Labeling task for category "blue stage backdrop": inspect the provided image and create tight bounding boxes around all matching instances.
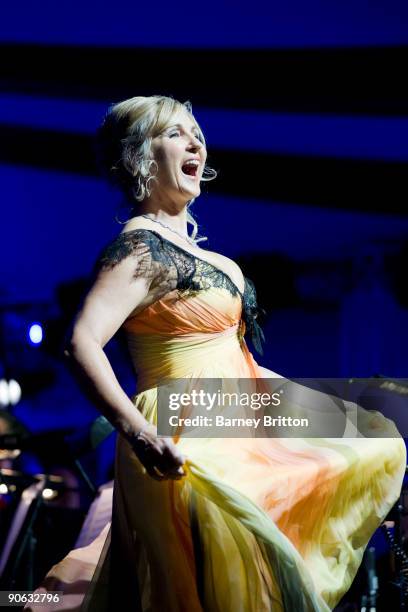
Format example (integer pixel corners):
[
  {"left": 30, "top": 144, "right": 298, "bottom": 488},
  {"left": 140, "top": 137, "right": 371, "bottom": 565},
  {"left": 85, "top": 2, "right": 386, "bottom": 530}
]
[{"left": 0, "top": 1, "right": 407, "bottom": 483}]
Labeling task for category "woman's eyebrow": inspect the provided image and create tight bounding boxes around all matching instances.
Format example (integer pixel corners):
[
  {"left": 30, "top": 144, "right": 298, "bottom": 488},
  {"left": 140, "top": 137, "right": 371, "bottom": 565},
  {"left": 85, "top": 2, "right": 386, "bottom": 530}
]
[{"left": 169, "top": 123, "right": 200, "bottom": 133}]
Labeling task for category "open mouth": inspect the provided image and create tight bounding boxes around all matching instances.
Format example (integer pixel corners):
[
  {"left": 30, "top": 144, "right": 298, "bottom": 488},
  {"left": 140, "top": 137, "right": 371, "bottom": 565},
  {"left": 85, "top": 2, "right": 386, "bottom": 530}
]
[{"left": 181, "top": 162, "right": 199, "bottom": 178}]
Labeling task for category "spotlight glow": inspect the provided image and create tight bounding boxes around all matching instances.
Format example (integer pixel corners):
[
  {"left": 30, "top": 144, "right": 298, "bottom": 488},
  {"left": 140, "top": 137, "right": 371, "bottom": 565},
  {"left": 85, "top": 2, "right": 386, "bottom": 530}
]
[
  {"left": 42, "top": 488, "right": 57, "bottom": 500},
  {"left": 29, "top": 324, "right": 43, "bottom": 344},
  {"left": 8, "top": 379, "right": 21, "bottom": 405},
  {"left": 0, "top": 379, "right": 22, "bottom": 407},
  {"left": 0, "top": 380, "right": 8, "bottom": 406}
]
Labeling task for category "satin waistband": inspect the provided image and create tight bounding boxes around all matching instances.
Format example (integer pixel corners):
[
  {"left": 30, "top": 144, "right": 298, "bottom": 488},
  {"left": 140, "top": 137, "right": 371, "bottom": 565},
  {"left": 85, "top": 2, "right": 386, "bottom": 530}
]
[{"left": 126, "top": 322, "right": 244, "bottom": 392}]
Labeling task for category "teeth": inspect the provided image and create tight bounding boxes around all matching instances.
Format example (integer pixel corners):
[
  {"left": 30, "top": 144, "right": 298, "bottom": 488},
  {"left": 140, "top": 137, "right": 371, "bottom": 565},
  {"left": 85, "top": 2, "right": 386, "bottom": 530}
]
[{"left": 183, "top": 160, "right": 199, "bottom": 167}]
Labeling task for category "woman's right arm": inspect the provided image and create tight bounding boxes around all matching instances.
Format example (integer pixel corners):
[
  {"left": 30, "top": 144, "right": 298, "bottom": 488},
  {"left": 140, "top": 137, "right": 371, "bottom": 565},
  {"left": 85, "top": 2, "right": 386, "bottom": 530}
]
[{"left": 63, "top": 241, "right": 186, "bottom": 481}]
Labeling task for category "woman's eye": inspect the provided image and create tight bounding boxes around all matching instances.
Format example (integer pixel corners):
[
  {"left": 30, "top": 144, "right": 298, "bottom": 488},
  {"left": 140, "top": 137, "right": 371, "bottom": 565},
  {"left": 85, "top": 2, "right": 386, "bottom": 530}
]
[{"left": 167, "top": 130, "right": 203, "bottom": 144}]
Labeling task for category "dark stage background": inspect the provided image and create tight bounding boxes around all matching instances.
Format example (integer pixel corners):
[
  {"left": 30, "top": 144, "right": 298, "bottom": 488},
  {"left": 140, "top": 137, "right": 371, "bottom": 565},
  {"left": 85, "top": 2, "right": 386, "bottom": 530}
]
[{"left": 0, "top": 3, "right": 407, "bottom": 608}]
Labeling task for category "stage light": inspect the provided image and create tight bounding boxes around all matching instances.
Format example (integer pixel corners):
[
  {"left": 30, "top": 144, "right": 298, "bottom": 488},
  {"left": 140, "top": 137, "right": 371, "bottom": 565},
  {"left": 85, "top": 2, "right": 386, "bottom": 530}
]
[
  {"left": 28, "top": 323, "right": 43, "bottom": 345},
  {"left": 8, "top": 380, "right": 21, "bottom": 405},
  {"left": 0, "top": 380, "right": 8, "bottom": 407},
  {"left": 0, "top": 483, "right": 8, "bottom": 494},
  {"left": 0, "top": 379, "right": 22, "bottom": 407},
  {"left": 42, "top": 488, "right": 58, "bottom": 500}
]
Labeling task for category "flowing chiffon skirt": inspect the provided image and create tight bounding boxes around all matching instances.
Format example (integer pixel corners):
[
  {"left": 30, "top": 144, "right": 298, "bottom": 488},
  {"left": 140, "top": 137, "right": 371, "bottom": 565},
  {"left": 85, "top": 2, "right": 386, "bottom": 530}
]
[{"left": 25, "top": 287, "right": 407, "bottom": 612}]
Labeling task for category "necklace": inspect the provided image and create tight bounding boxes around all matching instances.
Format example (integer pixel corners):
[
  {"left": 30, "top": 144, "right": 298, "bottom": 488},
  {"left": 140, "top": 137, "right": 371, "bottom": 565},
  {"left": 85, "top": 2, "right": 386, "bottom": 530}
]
[{"left": 141, "top": 214, "right": 201, "bottom": 248}]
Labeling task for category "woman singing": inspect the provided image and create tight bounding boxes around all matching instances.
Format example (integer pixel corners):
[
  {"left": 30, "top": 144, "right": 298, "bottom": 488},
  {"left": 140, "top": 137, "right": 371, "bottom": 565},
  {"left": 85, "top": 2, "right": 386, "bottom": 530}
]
[{"left": 26, "top": 95, "right": 406, "bottom": 612}]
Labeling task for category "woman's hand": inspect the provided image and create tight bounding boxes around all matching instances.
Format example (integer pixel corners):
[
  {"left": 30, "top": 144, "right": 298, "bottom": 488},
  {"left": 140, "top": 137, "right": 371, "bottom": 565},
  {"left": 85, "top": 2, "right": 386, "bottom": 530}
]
[{"left": 129, "top": 424, "right": 187, "bottom": 482}]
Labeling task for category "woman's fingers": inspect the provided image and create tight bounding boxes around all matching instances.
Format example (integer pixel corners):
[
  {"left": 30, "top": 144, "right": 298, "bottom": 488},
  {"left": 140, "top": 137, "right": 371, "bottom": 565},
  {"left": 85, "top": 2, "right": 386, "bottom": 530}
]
[
  {"left": 155, "top": 443, "right": 184, "bottom": 470},
  {"left": 154, "top": 457, "right": 184, "bottom": 478},
  {"left": 148, "top": 460, "right": 186, "bottom": 481},
  {"left": 166, "top": 465, "right": 186, "bottom": 478},
  {"left": 145, "top": 465, "right": 166, "bottom": 481},
  {"left": 145, "top": 464, "right": 184, "bottom": 481},
  {"left": 133, "top": 434, "right": 187, "bottom": 481}
]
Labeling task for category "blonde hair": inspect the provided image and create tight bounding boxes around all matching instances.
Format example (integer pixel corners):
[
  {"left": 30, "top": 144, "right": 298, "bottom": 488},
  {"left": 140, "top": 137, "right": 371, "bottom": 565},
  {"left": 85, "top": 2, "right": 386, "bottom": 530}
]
[{"left": 95, "top": 95, "right": 217, "bottom": 243}]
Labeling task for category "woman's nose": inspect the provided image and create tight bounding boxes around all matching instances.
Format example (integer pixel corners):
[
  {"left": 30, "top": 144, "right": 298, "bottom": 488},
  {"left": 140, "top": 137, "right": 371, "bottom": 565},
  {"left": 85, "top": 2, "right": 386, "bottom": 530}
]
[
  {"left": 188, "top": 134, "right": 203, "bottom": 150},
  {"left": 187, "top": 143, "right": 204, "bottom": 160}
]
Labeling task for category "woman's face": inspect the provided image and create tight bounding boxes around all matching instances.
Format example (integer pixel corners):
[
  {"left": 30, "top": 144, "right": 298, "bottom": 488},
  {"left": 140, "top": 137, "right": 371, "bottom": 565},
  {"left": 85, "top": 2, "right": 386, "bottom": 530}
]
[{"left": 149, "top": 108, "right": 207, "bottom": 206}]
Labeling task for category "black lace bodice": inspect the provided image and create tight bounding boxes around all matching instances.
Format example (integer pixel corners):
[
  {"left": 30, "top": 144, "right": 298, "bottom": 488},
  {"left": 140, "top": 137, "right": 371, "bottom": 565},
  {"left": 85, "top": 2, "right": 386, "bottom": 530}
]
[{"left": 95, "top": 228, "right": 266, "bottom": 355}]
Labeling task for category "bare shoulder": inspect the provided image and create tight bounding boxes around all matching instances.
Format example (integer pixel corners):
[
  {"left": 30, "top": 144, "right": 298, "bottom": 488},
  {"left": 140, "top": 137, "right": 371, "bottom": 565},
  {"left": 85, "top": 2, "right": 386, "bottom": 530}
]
[{"left": 119, "top": 217, "right": 152, "bottom": 236}]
